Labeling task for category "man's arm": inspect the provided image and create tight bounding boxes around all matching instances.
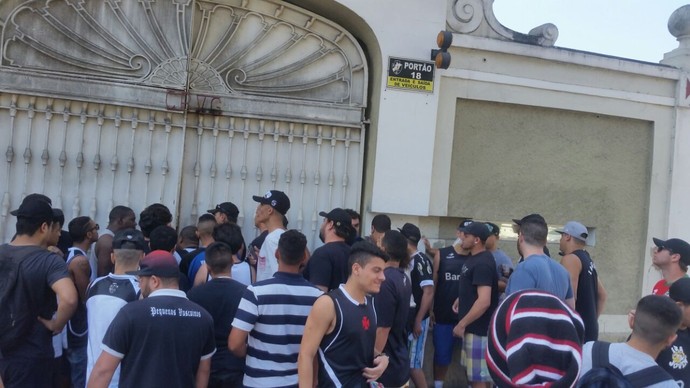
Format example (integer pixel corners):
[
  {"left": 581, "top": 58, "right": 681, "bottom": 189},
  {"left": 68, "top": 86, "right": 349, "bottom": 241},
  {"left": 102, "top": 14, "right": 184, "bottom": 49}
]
[
  {"left": 95, "top": 235, "right": 114, "bottom": 277},
  {"left": 193, "top": 264, "right": 208, "bottom": 287},
  {"left": 69, "top": 256, "right": 92, "bottom": 301},
  {"left": 86, "top": 351, "right": 121, "bottom": 388},
  {"left": 596, "top": 278, "right": 607, "bottom": 317},
  {"left": 195, "top": 358, "right": 211, "bottom": 388},
  {"left": 38, "top": 277, "right": 77, "bottom": 333},
  {"left": 560, "top": 254, "right": 582, "bottom": 299},
  {"left": 413, "top": 285, "right": 434, "bottom": 338},
  {"left": 228, "top": 328, "right": 249, "bottom": 357},
  {"left": 375, "top": 327, "right": 391, "bottom": 354},
  {"left": 298, "top": 296, "right": 335, "bottom": 388},
  {"left": 453, "top": 285, "right": 491, "bottom": 338}
]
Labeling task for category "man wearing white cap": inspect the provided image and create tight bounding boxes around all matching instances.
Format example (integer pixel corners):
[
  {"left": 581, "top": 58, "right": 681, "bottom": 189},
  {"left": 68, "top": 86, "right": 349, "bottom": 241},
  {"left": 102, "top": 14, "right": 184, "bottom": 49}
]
[{"left": 558, "top": 221, "right": 607, "bottom": 342}]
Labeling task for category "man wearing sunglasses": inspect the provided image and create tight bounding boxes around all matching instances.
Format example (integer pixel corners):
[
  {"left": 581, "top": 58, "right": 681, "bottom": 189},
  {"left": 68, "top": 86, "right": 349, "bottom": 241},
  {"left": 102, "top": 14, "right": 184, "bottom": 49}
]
[{"left": 652, "top": 237, "right": 690, "bottom": 296}]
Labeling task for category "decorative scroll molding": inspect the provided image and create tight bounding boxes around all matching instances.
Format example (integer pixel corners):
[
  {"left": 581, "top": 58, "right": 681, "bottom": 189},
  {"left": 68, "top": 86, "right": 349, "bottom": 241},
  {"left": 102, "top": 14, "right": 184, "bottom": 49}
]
[
  {"left": 446, "top": 0, "right": 559, "bottom": 47},
  {"left": 0, "top": 0, "right": 367, "bottom": 110}
]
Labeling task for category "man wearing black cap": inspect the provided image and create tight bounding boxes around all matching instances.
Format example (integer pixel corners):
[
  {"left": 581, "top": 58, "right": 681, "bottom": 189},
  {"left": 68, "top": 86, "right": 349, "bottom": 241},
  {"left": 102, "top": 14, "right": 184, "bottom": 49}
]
[
  {"left": 253, "top": 190, "right": 290, "bottom": 282},
  {"left": 651, "top": 237, "right": 690, "bottom": 296},
  {"left": 451, "top": 222, "right": 498, "bottom": 388},
  {"left": 208, "top": 202, "right": 240, "bottom": 225},
  {"left": 85, "top": 229, "right": 146, "bottom": 388},
  {"left": 0, "top": 196, "right": 78, "bottom": 388},
  {"left": 303, "top": 207, "right": 353, "bottom": 292},
  {"left": 657, "top": 277, "right": 690, "bottom": 385},
  {"left": 88, "top": 250, "right": 215, "bottom": 388},
  {"left": 506, "top": 214, "right": 574, "bottom": 308}
]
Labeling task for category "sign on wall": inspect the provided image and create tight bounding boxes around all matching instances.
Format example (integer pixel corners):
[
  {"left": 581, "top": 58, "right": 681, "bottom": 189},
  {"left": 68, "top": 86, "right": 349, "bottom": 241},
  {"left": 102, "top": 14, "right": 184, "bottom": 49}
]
[{"left": 386, "top": 57, "right": 435, "bottom": 93}]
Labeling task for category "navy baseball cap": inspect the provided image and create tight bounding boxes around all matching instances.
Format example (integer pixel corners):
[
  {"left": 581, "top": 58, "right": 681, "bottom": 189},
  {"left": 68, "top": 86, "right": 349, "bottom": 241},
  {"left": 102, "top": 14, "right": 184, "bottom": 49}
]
[{"left": 253, "top": 190, "right": 290, "bottom": 215}]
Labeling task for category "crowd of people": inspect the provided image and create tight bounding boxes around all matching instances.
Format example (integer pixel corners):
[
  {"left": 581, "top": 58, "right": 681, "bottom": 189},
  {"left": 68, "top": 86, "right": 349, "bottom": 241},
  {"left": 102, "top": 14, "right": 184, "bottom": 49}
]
[{"left": 0, "top": 191, "right": 689, "bottom": 387}]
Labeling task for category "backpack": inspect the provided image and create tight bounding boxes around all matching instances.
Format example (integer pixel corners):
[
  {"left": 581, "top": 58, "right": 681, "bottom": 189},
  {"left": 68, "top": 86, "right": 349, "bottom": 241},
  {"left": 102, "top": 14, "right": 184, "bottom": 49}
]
[
  {"left": 577, "top": 341, "right": 672, "bottom": 388},
  {"left": 0, "top": 244, "right": 52, "bottom": 353}
]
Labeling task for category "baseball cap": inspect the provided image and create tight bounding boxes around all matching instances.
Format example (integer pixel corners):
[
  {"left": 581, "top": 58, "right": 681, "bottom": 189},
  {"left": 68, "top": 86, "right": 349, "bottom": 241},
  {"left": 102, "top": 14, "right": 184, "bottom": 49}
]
[
  {"left": 555, "top": 221, "right": 588, "bottom": 242},
  {"left": 653, "top": 237, "right": 690, "bottom": 266},
  {"left": 487, "top": 290, "right": 584, "bottom": 387},
  {"left": 10, "top": 196, "right": 54, "bottom": 220},
  {"left": 252, "top": 190, "right": 290, "bottom": 215},
  {"left": 670, "top": 277, "right": 690, "bottom": 304},
  {"left": 485, "top": 222, "right": 500, "bottom": 236},
  {"left": 457, "top": 219, "right": 473, "bottom": 230},
  {"left": 512, "top": 213, "right": 547, "bottom": 226},
  {"left": 319, "top": 208, "right": 352, "bottom": 228},
  {"left": 398, "top": 223, "right": 421, "bottom": 244},
  {"left": 461, "top": 222, "right": 490, "bottom": 242},
  {"left": 127, "top": 250, "right": 179, "bottom": 277},
  {"left": 208, "top": 202, "right": 239, "bottom": 218},
  {"left": 113, "top": 229, "right": 147, "bottom": 251}
]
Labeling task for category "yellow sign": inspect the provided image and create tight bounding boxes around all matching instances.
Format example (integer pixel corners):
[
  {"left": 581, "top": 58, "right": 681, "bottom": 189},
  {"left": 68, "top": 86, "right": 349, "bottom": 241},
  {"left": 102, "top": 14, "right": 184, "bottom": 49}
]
[{"left": 386, "top": 76, "right": 433, "bottom": 92}]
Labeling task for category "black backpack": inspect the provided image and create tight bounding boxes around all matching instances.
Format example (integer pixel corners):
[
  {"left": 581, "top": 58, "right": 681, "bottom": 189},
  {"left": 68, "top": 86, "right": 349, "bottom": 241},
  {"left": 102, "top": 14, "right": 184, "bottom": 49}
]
[
  {"left": 0, "top": 244, "right": 51, "bottom": 353},
  {"left": 577, "top": 341, "right": 672, "bottom": 388}
]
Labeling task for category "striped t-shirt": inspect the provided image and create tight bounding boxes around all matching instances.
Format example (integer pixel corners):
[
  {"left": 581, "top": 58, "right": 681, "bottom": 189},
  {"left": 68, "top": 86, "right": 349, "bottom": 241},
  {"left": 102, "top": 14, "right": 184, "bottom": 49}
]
[{"left": 232, "top": 271, "right": 322, "bottom": 387}]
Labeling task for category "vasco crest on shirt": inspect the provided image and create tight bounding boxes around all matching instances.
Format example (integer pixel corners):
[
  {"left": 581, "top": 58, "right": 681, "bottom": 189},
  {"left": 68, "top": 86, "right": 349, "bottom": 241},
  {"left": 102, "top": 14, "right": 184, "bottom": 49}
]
[{"left": 669, "top": 345, "right": 688, "bottom": 369}]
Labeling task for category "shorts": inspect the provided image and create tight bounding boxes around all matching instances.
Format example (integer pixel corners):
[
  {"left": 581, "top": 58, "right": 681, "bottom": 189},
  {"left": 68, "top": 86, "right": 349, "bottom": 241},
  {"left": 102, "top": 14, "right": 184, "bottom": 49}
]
[
  {"left": 461, "top": 333, "right": 491, "bottom": 382},
  {"left": 408, "top": 316, "right": 429, "bottom": 369},
  {"left": 433, "top": 323, "right": 462, "bottom": 366}
]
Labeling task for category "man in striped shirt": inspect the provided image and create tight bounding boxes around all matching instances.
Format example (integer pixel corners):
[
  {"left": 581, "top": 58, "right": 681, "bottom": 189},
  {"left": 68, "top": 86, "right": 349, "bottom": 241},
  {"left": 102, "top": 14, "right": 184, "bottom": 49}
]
[{"left": 229, "top": 230, "right": 322, "bottom": 387}]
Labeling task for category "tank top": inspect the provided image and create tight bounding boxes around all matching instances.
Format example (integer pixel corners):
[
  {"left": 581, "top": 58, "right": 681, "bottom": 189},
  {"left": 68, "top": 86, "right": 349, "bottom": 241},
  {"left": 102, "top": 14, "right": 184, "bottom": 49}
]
[
  {"left": 434, "top": 246, "right": 468, "bottom": 324},
  {"left": 573, "top": 249, "right": 599, "bottom": 342},
  {"left": 65, "top": 247, "right": 89, "bottom": 347},
  {"left": 318, "top": 286, "right": 377, "bottom": 387},
  {"left": 231, "top": 261, "right": 252, "bottom": 286}
]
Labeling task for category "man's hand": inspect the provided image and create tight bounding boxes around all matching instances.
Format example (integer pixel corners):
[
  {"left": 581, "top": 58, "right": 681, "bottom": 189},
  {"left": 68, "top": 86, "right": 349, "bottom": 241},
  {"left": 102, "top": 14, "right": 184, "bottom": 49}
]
[
  {"left": 362, "top": 354, "right": 389, "bottom": 382},
  {"left": 452, "top": 322, "right": 465, "bottom": 338},
  {"left": 412, "top": 319, "right": 423, "bottom": 338},
  {"left": 37, "top": 316, "right": 63, "bottom": 335}
]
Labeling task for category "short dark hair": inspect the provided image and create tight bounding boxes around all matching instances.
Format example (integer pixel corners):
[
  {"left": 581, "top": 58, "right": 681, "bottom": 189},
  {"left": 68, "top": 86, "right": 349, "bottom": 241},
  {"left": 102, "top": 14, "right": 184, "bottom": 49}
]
[
  {"left": 139, "top": 203, "right": 172, "bottom": 238},
  {"left": 348, "top": 241, "right": 388, "bottom": 275},
  {"left": 519, "top": 221, "right": 547, "bottom": 246},
  {"left": 345, "top": 209, "right": 360, "bottom": 221},
  {"left": 205, "top": 242, "right": 233, "bottom": 274},
  {"left": 633, "top": 294, "right": 682, "bottom": 345},
  {"left": 68, "top": 216, "right": 92, "bottom": 243},
  {"left": 149, "top": 225, "right": 178, "bottom": 252},
  {"left": 52, "top": 209, "right": 65, "bottom": 227},
  {"left": 109, "top": 206, "right": 134, "bottom": 223},
  {"left": 381, "top": 230, "right": 408, "bottom": 266},
  {"left": 198, "top": 213, "right": 216, "bottom": 223},
  {"left": 179, "top": 225, "right": 198, "bottom": 245},
  {"left": 371, "top": 214, "right": 391, "bottom": 233},
  {"left": 278, "top": 230, "right": 307, "bottom": 266},
  {"left": 15, "top": 217, "right": 50, "bottom": 236},
  {"left": 212, "top": 223, "right": 244, "bottom": 255}
]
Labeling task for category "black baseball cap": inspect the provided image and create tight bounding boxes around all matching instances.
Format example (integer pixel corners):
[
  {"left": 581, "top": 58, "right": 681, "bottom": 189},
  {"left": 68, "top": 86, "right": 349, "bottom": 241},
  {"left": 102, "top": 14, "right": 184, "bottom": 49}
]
[
  {"left": 462, "top": 221, "right": 490, "bottom": 242},
  {"left": 653, "top": 237, "right": 690, "bottom": 266},
  {"left": 319, "top": 208, "right": 352, "bottom": 228},
  {"left": 670, "top": 277, "right": 690, "bottom": 304},
  {"left": 513, "top": 213, "right": 547, "bottom": 226},
  {"left": 252, "top": 190, "right": 290, "bottom": 215},
  {"left": 486, "top": 222, "right": 500, "bottom": 236},
  {"left": 208, "top": 202, "right": 239, "bottom": 218},
  {"left": 10, "top": 195, "right": 54, "bottom": 220},
  {"left": 113, "top": 229, "right": 148, "bottom": 251},
  {"left": 457, "top": 219, "right": 473, "bottom": 230},
  {"left": 127, "top": 250, "right": 179, "bottom": 277},
  {"left": 398, "top": 223, "right": 421, "bottom": 244}
]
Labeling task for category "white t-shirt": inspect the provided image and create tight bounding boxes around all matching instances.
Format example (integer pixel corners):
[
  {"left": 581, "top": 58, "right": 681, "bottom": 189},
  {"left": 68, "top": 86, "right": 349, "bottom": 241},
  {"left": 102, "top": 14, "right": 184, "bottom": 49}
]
[
  {"left": 255, "top": 229, "right": 284, "bottom": 282},
  {"left": 232, "top": 261, "right": 252, "bottom": 286}
]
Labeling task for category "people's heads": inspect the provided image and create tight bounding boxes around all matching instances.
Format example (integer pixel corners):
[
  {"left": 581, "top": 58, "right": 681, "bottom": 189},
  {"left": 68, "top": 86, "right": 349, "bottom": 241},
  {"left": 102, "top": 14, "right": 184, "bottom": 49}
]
[
  {"left": 484, "top": 222, "right": 500, "bottom": 251},
  {"left": 128, "top": 250, "right": 180, "bottom": 297},
  {"left": 370, "top": 214, "right": 391, "bottom": 246},
  {"left": 204, "top": 241, "right": 234, "bottom": 275},
  {"left": 652, "top": 237, "right": 690, "bottom": 272},
  {"left": 48, "top": 208, "right": 65, "bottom": 247},
  {"left": 669, "top": 277, "right": 690, "bottom": 328},
  {"left": 487, "top": 290, "right": 584, "bottom": 387},
  {"left": 381, "top": 230, "right": 409, "bottom": 268},
  {"left": 178, "top": 225, "right": 199, "bottom": 248},
  {"left": 112, "top": 229, "right": 148, "bottom": 252},
  {"left": 514, "top": 214, "right": 548, "bottom": 254},
  {"left": 345, "top": 209, "right": 361, "bottom": 236},
  {"left": 277, "top": 229, "right": 308, "bottom": 266},
  {"left": 197, "top": 213, "right": 216, "bottom": 223},
  {"left": 212, "top": 223, "right": 244, "bottom": 255},
  {"left": 68, "top": 216, "right": 99, "bottom": 244},
  {"left": 455, "top": 220, "right": 473, "bottom": 246},
  {"left": 149, "top": 225, "right": 178, "bottom": 252},
  {"left": 459, "top": 222, "right": 490, "bottom": 250},
  {"left": 208, "top": 202, "right": 239, "bottom": 224},
  {"left": 398, "top": 222, "right": 421, "bottom": 249},
  {"left": 139, "top": 203, "right": 173, "bottom": 238},
  {"left": 196, "top": 217, "right": 217, "bottom": 241},
  {"left": 253, "top": 190, "right": 291, "bottom": 224},
  {"left": 318, "top": 208, "right": 353, "bottom": 242},
  {"left": 556, "top": 221, "right": 588, "bottom": 252},
  {"left": 348, "top": 241, "right": 389, "bottom": 294},
  {"left": 108, "top": 205, "right": 137, "bottom": 231},
  {"left": 12, "top": 195, "right": 56, "bottom": 242},
  {"left": 630, "top": 294, "right": 682, "bottom": 347}
]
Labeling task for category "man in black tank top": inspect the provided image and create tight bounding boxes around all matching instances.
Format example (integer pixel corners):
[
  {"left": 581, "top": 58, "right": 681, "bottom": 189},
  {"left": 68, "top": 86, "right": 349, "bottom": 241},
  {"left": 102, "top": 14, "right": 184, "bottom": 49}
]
[
  {"left": 557, "top": 221, "right": 607, "bottom": 342},
  {"left": 298, "top": 242, "right": 390, "bottom": 387}
]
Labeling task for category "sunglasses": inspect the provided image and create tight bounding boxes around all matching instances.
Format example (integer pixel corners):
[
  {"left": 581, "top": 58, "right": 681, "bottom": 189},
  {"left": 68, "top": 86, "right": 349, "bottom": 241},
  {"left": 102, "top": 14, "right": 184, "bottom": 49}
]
[{"left": 655, "top": 245, "right": 675, "bottom": 255}]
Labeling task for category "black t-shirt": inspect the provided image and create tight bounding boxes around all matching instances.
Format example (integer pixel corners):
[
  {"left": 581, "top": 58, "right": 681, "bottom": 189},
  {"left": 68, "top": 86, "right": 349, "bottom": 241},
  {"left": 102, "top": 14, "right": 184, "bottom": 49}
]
[
  {"left": 573, "top": 249, "right": 600, "bottom": 342},
  {"left": 409, "top": 251, "right": 434, "bottom": 318},
  {"left": 3, "top": 245, "right": 69, "bottom": 359},
  {"left": 102, "top": 291, "right": 216, "bottom": 388},
  {"left": 187, "top": 278, "right": 247, "bottom": 377},
  {"left": 657, "top": 328, "right": 690, "bottom": 385},
  {"left": 457, "top": 250, "right": 498, "bottom": 336},
  {"left": 374, "top": 267, "right": 411, "bottom": 387},
  {"left": 303, "top": 241, "right": 351, "bottom": 291},
  {"left": 434, "top": 246, "right": 468, "bottom": 324}
]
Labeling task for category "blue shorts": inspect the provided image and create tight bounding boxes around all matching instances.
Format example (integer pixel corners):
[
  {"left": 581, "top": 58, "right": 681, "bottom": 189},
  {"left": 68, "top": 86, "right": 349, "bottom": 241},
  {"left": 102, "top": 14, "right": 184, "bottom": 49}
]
[
  {"left": 408, "top": 316, "right": 429, "bottom": 369},
  {"left": 433, "top": 323, "right": 462, "bottom": 366}
]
